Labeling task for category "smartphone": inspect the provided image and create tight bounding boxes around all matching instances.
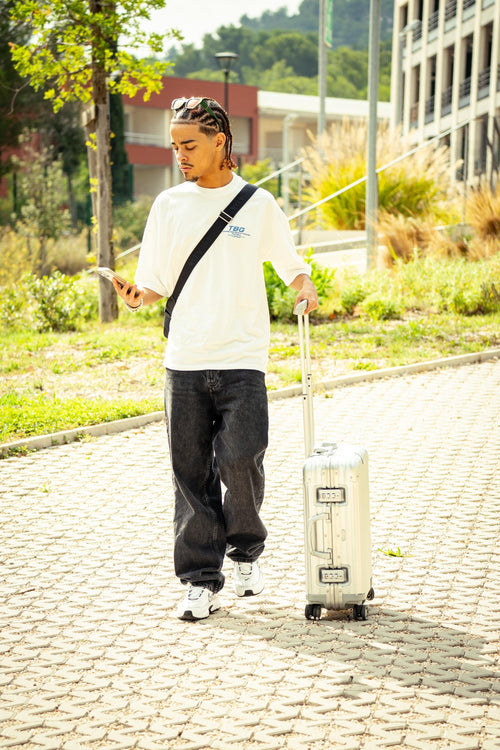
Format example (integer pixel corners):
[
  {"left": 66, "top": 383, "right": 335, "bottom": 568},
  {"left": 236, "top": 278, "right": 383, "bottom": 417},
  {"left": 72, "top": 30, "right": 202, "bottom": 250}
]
[
  {"left": 97, "top": 267, "right": 141, "bottom": 298},
  {"left": 97, "top": 267, "right": 128, "bottom": 287}
]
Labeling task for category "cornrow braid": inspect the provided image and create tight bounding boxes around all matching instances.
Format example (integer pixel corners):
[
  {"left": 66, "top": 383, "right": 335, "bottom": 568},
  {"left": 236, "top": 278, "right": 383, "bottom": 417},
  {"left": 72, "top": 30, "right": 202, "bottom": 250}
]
[{"left": 172, "top": 99, "right": 237, "bottom": 170}]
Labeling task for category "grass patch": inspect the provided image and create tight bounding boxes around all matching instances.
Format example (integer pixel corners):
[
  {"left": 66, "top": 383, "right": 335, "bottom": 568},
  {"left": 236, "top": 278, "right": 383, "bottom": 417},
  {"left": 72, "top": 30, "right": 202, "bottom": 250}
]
[
  {"left": 1, "top": 389, "right": 162, "bottom": 443},
  {"left": 1, "top": 293, "right": 500, "bottom": 448}
]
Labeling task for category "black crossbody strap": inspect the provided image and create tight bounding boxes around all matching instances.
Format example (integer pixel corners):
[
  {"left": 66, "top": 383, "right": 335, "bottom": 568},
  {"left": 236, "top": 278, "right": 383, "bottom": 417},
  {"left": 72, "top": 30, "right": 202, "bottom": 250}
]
[{"left": 164, "top": 183, "right": 258, "bottom": 322}]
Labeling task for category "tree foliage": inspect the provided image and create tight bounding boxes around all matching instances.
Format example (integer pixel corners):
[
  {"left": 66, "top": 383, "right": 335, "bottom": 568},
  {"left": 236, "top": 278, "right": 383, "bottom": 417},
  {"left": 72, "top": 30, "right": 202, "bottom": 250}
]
[
  {"left": 9, "top": 0, "right": 179, "bottom": 322},
  {"left": 12, "top": 136, "right": 70, "bottom": 276},
  {"left": 240, "top": 0, "right": 394, "bottom": 50},
  {"left": 0, "top": 0, "right": 45, "bottom": 177},
  {"left": 9, "top": 0, "right": 179, "bottom": 111},
  {"left": 168, "top": 23, "right": 392, "bottom": 101}
]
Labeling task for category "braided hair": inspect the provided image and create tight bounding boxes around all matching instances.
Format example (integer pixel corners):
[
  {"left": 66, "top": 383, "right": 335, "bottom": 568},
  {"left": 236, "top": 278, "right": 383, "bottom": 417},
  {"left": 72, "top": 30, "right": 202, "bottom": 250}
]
[{"left": 171, "top": 99, "right": 237, "bottom": 170}]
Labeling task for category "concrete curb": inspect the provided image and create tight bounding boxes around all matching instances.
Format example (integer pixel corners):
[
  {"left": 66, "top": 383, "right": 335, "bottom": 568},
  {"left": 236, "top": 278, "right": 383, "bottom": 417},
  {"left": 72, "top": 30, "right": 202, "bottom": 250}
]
[
  {"left": 267, "top": 347, "right": 500, "bottom": 400},
  {"left": 2, "top": 347, "right": 499, "bottom": 457},
  {"left": 0, "top": 411, "right": 165, "bottom": 457}
]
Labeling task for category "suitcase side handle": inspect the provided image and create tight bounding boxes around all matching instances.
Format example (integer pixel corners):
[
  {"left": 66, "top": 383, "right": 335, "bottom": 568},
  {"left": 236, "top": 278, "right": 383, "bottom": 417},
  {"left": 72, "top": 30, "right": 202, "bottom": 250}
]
[{"left": 308, "top": 512, "right": 331, "bottom": 559}]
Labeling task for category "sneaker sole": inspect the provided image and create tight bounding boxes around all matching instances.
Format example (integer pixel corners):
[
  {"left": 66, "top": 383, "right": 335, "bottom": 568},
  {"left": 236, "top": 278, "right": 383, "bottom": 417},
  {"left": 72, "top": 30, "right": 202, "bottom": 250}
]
[
  {"left": 177, "top": 603, "right": 221, "bottom": 621},
  {"left": 235, "top": 585, "right": 264, "bottom": 598}
]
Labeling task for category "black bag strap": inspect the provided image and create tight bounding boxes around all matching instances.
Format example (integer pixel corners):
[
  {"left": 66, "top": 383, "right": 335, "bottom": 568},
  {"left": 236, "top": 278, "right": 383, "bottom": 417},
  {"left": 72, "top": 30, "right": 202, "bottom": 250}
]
[{"left": 164, "top": 183, "right": 258, "bottom": 322}]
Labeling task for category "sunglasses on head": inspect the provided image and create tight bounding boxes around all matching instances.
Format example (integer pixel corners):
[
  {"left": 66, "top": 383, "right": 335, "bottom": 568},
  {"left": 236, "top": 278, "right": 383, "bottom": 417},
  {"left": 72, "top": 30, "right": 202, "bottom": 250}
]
[{"left": 171, "top": 97, "right": 223, "bottom": 131}]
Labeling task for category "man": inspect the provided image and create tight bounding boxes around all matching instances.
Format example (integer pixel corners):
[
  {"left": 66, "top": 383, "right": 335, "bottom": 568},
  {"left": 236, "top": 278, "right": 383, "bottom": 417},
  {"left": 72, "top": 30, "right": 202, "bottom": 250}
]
[{"left": 113, "top": 96, "right": 318, "bottom": 621}]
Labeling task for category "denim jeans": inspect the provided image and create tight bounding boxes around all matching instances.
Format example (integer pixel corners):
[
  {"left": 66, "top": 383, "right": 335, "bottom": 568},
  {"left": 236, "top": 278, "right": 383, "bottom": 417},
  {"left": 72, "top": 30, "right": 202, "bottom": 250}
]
[{"left": 164, "top": 368, "right": 269, "bottom": 593}]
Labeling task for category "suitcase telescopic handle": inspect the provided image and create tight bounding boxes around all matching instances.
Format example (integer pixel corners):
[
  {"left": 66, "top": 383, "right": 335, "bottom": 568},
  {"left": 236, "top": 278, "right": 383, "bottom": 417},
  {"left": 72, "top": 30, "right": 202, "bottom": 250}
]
[{"left": 296, "top": 302, "right": 314, "bottom": 457}]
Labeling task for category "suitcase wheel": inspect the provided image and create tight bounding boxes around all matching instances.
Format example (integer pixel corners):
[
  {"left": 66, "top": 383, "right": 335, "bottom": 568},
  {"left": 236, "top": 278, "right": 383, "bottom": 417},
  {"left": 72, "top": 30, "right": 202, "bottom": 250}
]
[
  {"left": 352, "top": 604, "right": 367, "bottom": 621},
  {"left": 305, "top": 604, "right": 322, "bottom": 621}
]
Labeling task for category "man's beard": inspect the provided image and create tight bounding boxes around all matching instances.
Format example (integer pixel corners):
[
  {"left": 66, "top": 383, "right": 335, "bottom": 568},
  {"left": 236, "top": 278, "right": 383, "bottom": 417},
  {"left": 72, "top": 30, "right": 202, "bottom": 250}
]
[{"left": 178, "top": 165, "right": 198, "bottom": 182}]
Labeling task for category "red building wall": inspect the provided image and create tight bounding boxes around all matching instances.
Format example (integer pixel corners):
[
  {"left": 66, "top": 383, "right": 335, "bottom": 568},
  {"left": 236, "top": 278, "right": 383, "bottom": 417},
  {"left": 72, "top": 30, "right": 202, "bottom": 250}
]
[{"left": 122, "top": 76, "right": 259, "bottom": 169}]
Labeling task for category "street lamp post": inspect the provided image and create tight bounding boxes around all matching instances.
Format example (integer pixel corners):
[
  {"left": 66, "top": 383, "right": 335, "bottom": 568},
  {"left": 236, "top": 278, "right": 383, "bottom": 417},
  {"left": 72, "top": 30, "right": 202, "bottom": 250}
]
[
  {"left": 366, "top": 0, "right": 381, "bottom": 269},
  {"left": 214, "top": 51, "right": 239, "bottom": 111},
  {"left": 318, "top": 0, "right": 327, "bottom": 138}
]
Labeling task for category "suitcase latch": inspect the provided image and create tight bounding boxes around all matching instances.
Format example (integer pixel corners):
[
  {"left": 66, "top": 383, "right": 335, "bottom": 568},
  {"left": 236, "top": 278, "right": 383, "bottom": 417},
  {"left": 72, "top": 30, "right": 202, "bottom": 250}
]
[
  {"left": 320, "top": 567, "right": 349, "bottom": 584},
  {"left": 317, "top": 487, "right": 345, "bottom": 504}
]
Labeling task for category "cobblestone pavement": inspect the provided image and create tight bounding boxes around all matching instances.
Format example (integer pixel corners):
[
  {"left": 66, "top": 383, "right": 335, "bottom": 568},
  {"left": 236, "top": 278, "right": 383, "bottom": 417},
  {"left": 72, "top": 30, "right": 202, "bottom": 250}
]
[{"left": 1, "top": 359, "right": 500, "bottom": 750}]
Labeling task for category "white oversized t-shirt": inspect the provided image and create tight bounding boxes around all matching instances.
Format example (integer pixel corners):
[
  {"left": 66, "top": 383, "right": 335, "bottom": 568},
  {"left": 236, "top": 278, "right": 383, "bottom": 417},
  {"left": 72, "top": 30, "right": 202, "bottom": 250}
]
[{"left": 135, "top": 173, "right": 310, "bottom": 373}]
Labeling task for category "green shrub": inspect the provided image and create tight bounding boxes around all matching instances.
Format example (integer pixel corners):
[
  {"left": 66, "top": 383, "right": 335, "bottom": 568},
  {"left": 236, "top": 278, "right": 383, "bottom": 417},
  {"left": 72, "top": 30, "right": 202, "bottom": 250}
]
[
  {"left": 25, "top": 272, "right": 81, "bottom": 332},
  {"left": 0, "top": 285, "right": 30, "bottom": 329},
  {"left": 113, "top": 196, "right": 153, "bottom": 252},
  {"left": 444, "top": 280, "right": 500, "bottom": 316},
  {"left": 340, "top": 278, "right": 368, "bottom": 314},
  {"left": 303, "top": 121, "right": 460, "bottom": 230},
  {"left": 0, "top": 271, "right": 98, "bottom": 332},
  {"left": 360, "top": 293, "right": 402, "bottom": 321},
  {"left": 426, "top": 258, "right": 500, "bottom": 316},
  {"left": 240, "top": 159, "right": 279, "bottom": 198},
  {"left": 264, "top": 249, "right": 335, "bottom": 320}
]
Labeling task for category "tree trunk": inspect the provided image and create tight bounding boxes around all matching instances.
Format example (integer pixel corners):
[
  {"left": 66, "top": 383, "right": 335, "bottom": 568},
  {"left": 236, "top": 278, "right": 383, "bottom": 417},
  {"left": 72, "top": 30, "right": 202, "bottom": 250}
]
[
  {"left": 66, "top": 172, "right": 77, "bottom": 230},
  {"left": 89, "top": 0, "right": 118, "bottom": 322}
]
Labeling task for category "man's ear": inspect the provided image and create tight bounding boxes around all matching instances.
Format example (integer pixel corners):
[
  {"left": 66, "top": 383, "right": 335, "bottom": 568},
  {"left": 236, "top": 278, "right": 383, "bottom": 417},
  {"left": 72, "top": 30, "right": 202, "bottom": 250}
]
[{"left": 215, "top": 131, "right": 227, "bottom": 152}]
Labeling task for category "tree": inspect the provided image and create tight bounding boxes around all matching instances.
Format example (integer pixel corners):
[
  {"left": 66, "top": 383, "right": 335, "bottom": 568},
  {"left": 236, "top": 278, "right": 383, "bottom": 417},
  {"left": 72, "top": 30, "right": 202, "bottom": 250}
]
[
  {"left": 10, "top": 0, "right": 179, "bottom": 321},
  {"left": 109, "top": 91, "right": 133, "bottom": 206},
  {"left": 0, "top": 0, "right": 44, "bottom": 180},
  {"left": 13, "top": 136, "right": 70, "bottom": 276},
  {"left": 240, "top": 0, "right": 394, "bottom": 50},
  {"left": 169, "top": 23, "right": 393, "bottom": 102},
  {"left": 46, "top": 101, "right": 87, "bottom": 228},
  {"left": 250, "top": 32, "right": 318, "bottom": 78}
]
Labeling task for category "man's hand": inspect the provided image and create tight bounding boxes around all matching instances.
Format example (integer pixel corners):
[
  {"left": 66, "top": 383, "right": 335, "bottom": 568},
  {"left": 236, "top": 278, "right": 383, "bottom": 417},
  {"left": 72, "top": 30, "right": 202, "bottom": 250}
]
[
  {"left": 290, "top": 273, "right": 319, "bottom": 315},
  {"left": 112, "top": 277, "right": 144, "bottom": 309}
]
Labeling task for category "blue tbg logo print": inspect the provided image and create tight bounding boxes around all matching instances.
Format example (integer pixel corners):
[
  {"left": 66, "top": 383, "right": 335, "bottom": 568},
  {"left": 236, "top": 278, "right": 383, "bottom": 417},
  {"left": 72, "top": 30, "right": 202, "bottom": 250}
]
[{"left": 225, "top": 224, "right": 250, "bottom": 238}]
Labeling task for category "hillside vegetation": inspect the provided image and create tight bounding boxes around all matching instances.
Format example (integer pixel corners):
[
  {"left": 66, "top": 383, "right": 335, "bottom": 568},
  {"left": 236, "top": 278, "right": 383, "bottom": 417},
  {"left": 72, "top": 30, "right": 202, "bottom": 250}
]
[{"left": 166, "top": 0, "right": 393, "bottom": 100}]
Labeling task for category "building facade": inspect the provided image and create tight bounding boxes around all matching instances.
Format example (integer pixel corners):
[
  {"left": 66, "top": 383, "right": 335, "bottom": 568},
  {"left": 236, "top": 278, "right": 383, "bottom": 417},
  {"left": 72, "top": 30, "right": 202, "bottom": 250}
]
[
  {"left": 391, "top": 0, "right": 500, "bottom": 187},
  {"left": 123, "top": 81, "right": 391, "bottom": 199},
  {"left": 122, "top": 77, "right": 258, "bottom": 197},
  {"left": 257, "top": 91, "right": 391, "bottom": 164}
]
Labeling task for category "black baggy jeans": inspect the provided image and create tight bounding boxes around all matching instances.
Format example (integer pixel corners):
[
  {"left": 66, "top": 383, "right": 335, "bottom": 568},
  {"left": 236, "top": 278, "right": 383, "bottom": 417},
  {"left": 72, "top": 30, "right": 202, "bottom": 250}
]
[{"left": 164, "top": 368, "right": 269, "bottom": 593}]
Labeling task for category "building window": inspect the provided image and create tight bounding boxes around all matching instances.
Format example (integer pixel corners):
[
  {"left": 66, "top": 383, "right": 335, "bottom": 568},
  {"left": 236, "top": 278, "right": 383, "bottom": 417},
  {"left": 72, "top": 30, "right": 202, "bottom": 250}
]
[
  {"left": 231, "top": 117, "right": 251, "bottom": 155},
  {"left": 428, "top": 0, "right": 440, "bottom": 33},
  {"left": 411, "top": 64, "right": 420, "bottom": 128},
  {"left": 441, "top": 45, "right": 454, "bottom": 116},
  {"left": 426, "top": 56, "right": 437, "bottom": 123},
  {"left": 459, "top": 35, "right": 473, "bottom": 108},
  {"left": 475, "top": 116, "right": 488, "bottom": 176},
  {"left": 478, "top": 23, "right": 493, "bottom": 100}
]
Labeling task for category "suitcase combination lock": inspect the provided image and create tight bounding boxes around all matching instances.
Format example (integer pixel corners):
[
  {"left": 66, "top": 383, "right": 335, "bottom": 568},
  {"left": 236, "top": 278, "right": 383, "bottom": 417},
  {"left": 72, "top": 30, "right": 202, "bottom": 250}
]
[
  {"left": 317, "top": 487, "right": 345, "bottom": 504},
  {"left": 320, "top": 567, "right": 349, "bottom": 584}
]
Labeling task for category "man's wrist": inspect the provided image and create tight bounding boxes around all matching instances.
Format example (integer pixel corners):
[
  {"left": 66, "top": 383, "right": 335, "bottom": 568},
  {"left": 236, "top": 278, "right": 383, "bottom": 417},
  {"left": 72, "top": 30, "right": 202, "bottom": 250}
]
[{"left": 125, "top": 298, "right": 143, "bottom": 312}]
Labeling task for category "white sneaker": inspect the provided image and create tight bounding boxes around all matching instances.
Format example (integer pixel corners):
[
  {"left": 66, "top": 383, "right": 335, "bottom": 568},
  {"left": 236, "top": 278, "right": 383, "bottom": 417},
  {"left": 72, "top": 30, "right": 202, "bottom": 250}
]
[
  {"left": 233, "top": 561, "right": 264, "bottom": 597},
  {"left": 176, "top": 586, "right": 221, "bottom": 621}
]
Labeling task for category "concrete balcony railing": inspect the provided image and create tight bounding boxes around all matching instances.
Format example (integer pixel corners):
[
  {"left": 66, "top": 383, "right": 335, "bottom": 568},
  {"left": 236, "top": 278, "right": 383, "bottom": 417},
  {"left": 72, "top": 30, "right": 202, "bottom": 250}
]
[
  {"left": 478, "top": 68, "right": 491, "bottom": 100},
  {"left": 413, "top": 19, "right": 423, "bottom": 42},
  {"left": 410, "top": 102, "right": 419, "bottom": 128},
  {"left": 428, "top": 9, "right": 439, "bottom": 33},
  {"left": 125, "top": 132, "right": 166, "bottom": 148},
  {"left": 441, "top": 86, "right": 453, "bottom": 115},
  {"left": 425, "top": 95, "right": 435, "bottom": 123},
  {"left": 444, "top": 0, "right": 457, "bottom": 24},
  {"left": 459, "top": 77, "right": 471, "bottom": 107},
  {"left": 463, "top": 0, "right": 476, "bottom": 16}
]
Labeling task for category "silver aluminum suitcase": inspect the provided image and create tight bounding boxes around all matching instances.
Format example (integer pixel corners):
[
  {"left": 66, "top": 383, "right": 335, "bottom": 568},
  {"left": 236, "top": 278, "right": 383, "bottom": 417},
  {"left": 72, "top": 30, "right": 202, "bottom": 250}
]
[{"left": 296, "top": 303, "right": 374, "bottom": 621}]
